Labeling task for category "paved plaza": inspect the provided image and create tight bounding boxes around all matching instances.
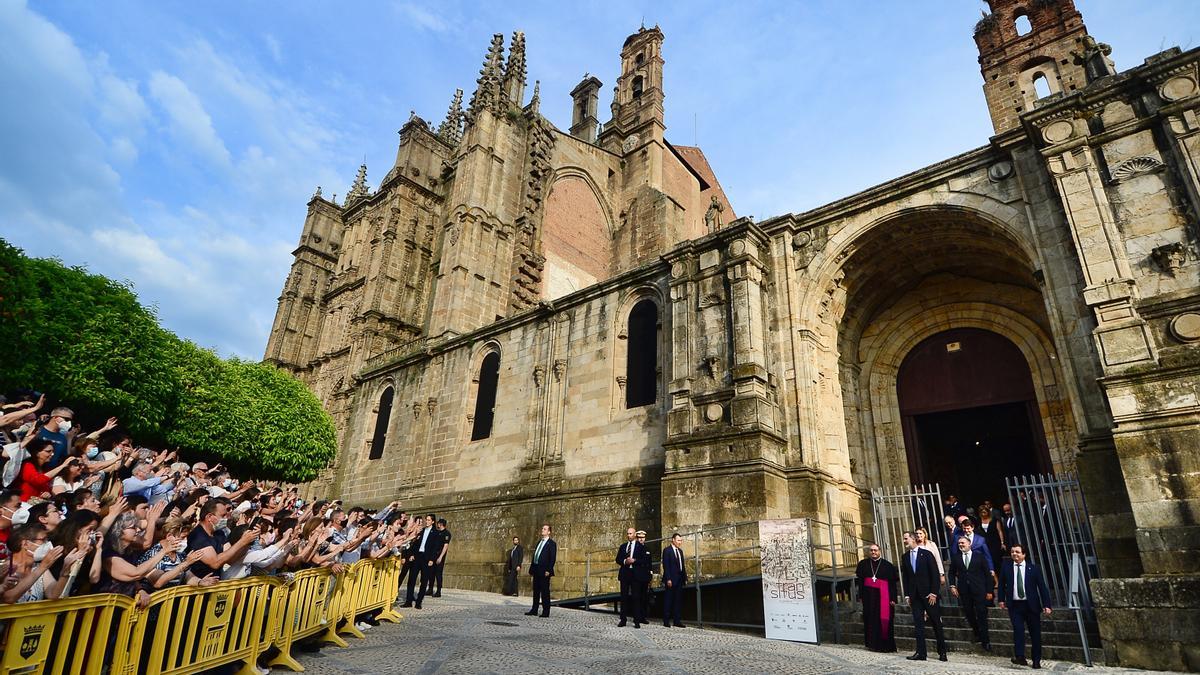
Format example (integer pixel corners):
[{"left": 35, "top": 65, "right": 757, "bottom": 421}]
[{"left": 291, "top": 590, "right": 1161, "bottom": 674}]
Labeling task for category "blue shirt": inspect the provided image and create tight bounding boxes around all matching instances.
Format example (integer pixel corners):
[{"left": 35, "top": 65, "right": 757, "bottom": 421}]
[{"left": 37, "top": 428, "right": 69, "bottom": 468}]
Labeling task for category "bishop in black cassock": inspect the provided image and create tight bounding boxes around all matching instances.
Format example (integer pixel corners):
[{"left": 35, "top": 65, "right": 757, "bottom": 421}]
[{"left": 855, "top": 545, "right": 899, "bottom": 653}]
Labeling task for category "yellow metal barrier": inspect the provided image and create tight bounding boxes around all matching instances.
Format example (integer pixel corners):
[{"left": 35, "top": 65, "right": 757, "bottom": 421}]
[
  {"left": 0, "top": 593, "right": 139, "bottom": 675},
  {"left": 355, "top": 557, "right": 403, "bottom": 624},
  {"left": 0, "top": 557, "right": 407, "bottom": 674},
  {"left": 269, "top": 568, "right": 335, "bottom": 672},
  {"left": 134, "top": 576, "right": 281, "bottom": 675}
]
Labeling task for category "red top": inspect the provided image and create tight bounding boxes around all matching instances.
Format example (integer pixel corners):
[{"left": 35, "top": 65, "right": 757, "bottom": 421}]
[{"left": 19, "top": 462, "right": 52, "bottom": 502}]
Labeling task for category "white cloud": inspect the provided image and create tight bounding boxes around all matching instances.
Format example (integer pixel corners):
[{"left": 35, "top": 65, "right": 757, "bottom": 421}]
[
  {"left": 110, "top": 136, "right": 138, "bottom": 163},
  {"left": 147, "top": 70, "right": 232, "bottom": 168},
  {"left": 264, "top": 33, "right": 283, "bottom": 64},
  {"left": 394, "top": 3, "right": 450, "bottom": 33}
]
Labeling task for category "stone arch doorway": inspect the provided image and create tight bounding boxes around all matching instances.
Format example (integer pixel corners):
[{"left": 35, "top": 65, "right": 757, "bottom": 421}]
[{"left": 897, "top": 327, "right": 1051, "bottom": 505}]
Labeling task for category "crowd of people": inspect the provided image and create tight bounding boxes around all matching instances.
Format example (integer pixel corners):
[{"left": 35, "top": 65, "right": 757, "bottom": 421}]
[
  {"left": 855, "top": 494, "right": 1054, "bottom": 669},
  {"left": 0, "top": 390, "right": 457, "bottom": 669}
]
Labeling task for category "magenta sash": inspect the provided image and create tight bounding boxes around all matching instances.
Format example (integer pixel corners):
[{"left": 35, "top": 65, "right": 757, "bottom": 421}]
[{"left": 863, "top": 576, "right": 891, "bottom": 632}]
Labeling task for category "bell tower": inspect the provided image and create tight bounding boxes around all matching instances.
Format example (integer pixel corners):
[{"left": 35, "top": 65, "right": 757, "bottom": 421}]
[
  {"left": 600, "top": 25, "right": 667, "bottom": 187},
  {"left": 974, "top": 0, "right": 1104, "bottom": 134}
]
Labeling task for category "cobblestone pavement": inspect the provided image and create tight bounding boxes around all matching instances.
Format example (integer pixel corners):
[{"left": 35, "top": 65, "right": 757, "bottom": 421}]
[{"left": 290, "top": 590, "right": 1160, "bottom": 675}]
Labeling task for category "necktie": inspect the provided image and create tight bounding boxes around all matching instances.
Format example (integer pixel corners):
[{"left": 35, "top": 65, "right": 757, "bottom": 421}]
[
  {"left": 419, "top": 527, "right": 429, "bottom": 552},
  {"left": 534, "top": 540, "right": 544, "bottom": 564},
  {"left": 1016, "top": 564, "right": 1025, "bottom": 600},
  {"left": 627, "top": 542, "right": 633, "bottom": 563},
  {"left": 911, "top": 550, "right": 917, "bottom": 572},
  {"left": 675, "top": 546, "right": 682, "bottom": 570},
  {"left": 963, "top": 552, "right": 970, "bottom": 568}
]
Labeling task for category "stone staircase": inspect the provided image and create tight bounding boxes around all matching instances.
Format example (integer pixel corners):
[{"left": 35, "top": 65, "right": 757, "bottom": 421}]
[{"left": 832, "top": 605, "right": 1103, "bottom": 664}]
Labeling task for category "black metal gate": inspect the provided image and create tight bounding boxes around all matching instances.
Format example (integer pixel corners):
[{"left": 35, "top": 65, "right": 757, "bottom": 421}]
[
  {"left": 1005, "top": 473, "right": 1099, "bottom": 608},
  {"left": 871, "top": 474, "right": 1098, "bottom": 608}
]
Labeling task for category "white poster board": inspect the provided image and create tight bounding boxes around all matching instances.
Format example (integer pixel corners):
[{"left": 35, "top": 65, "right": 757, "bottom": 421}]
[{"left": 759, "top": 518, "right": 818, "bottom": 643}]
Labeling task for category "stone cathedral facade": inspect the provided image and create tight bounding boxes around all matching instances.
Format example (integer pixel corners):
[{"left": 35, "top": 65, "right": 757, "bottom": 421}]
[{"left": 266, "top": 2, "right": 1200, "bottom": 668}]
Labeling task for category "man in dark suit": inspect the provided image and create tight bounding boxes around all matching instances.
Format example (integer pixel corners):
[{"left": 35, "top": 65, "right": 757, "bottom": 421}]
[
  {"left": 504, "top": 536, "right": 523, "bottom": 596},
  {"left": 943, "top": 495, "right": 966, "bottom": 522},
  {"left": 997, "top": 544, "right": 1053, "bottom": 668},
  {"left": 400, "top": 513, "right": 441, "bottom": 610},
  {"left": 431, "top": 518, "right": 451, "bottom": 597},
  {"left": 1001, "top": 501, "right": 1020, "bottom": 555},
  {"left": 948, "top": 535, "right": 995, "bottom": 651},
  {"left": 615, "top": 527, "right": 650, "bottom": 627},
  {"left": 900, "top": 531, "right": 947, "bottom": 661},
  {"left": 526, "top": 523, "right": 556, "bottom": 617},
  {"left": 661, "top": 533, "right": 687, "bottom": 628}
]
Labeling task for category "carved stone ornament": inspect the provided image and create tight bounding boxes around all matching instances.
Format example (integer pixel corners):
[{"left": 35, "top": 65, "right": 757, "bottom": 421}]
[
  {"left": 621, "top": 133, "right": 641, "bottom": 154},
  {"left": 701, "top": 355, "right": 720, "bottom": 378},
  {"left": 552, "top": 359, "right": 567, "bottom": 382},
  {"left": 670, "top": 262, "right": 685, "bottom": 279},
  {"left": 533, "top": 364, "right": 546, "bottom": 387},
  {"left": 703, "top": 403, "right": 723, "bottom": 423},
  {"left": 1160, "top": 75, "right": 1198, "bottom": 102},
  {"left": 988, "top": 160, "right": 1014, "bottom": 182},
  {"left": 1042, "top": 120, "right": 1075, "bottom": 145},
  {"left": 1111, "top": 155, "right": 1164, "bottom": 182},
  {"left": 1168, "top": 313, "right": 1200, "bottom": 343},
  {"left": 447, "top": 223, "right": 462, "bottom": 245},
  {"left": 413, "top": 401, "right": 424, "bottom": 419},
  {"left": 427, "top": 398, "right": 438, "bottom": 415},
  {"left": 1151, "top": 241, "right": 1186, "bottom": 275},
  {"left": 615, "top": 375, "right": 627, "bottom": 391}
]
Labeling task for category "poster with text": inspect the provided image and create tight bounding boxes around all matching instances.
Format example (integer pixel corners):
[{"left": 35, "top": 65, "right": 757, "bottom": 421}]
[{"left": 759, "top": 518, "right": 818, "bottom": 643}]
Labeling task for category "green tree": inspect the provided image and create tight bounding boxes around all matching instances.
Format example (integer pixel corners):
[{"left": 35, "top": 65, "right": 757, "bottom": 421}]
[{"left": 0, "top": 239, "right": 336, "bottom": 482}]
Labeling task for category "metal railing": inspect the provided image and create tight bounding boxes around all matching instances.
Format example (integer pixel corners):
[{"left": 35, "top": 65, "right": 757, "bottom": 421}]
[
  {"left": 1006, "top": 473, "right": 1099, "bottom": 608},
  {"left": 870, "top": 483, "right": 951, "bottom": 603},
  {"left": 581, "top": 521, "right": 761, "bottom": 629}
]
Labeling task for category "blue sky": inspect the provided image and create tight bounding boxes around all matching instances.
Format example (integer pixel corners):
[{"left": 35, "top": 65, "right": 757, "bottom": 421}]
[{"left": 2, "top": 1, "right": 1196, "bottom": 359}]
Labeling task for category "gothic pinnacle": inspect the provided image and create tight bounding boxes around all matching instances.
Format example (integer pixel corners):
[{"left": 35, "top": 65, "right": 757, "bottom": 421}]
[
  {"left": 347, "top": 163, "right": 369, "bottom": 204},
  {"left": 502, "top": 30, "right": 527, "bottom": 105},
  {"left": 468, "top": 33, "right": 505, "bottom": 121},
  {"left": 438, "top": 88, "right": 464, "bottom": 145},
  {"left": 530, "top": 80, "right": 540, "bottom": 114}
]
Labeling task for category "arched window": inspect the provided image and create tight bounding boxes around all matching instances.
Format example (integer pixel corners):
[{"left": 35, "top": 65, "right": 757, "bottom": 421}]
[
  {"left": 1033, "top": 73, "right": 1052, "bottom": 99},
  {"left": 625, "top": 299, "right": 658, "bottom": 408},
  {"left": 369, "top": 386, "right": 394, "bottom": 460},
  {"left": 1014, "top": 13, "right": 1032, "bottom": 37},
  {"left": 471, "top": 352, "right": 500, "bottom": 441},
  {"left": 632, "top": 75, "right": 644, "bottom": 99},
  {"left": 635, "top": 52, "right": 645, "bottom": 66}
]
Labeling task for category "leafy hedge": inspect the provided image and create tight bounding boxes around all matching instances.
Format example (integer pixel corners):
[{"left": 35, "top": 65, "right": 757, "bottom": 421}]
[{"left": 0, "top": 239, "right": 335, "bottom": 482}]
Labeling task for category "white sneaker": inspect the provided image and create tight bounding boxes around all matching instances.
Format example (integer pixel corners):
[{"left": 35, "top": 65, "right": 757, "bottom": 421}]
[
  {"left": 255, "top": 666, "right": 270, "bottom": 675},
  {"left": 355, "top": 621, "right": 373, "bottom": 632}
]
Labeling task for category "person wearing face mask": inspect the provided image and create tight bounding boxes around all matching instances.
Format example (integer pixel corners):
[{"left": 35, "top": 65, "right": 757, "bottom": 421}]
[
  {"left": 122, "top": 461, "right": 177, "bottom": 505},
  {"left": 0, "top": 490, "right": 21, "bottom": 546},
  {"left": 221, "top": 519, "right": 287, "bottom": 580},
  {"left": 186, "top": 498, "right": 254, "bottom": 579},
  {"left": 37, "top": 407, "right": 74, "bottom": 469},
  {"left": 3, "top": 523, "right": 78, "bottom": 603}
]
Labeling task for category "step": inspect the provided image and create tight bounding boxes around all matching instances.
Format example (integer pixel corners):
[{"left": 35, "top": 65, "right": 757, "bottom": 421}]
[
  {"left": 891, "top": 614, "right": 1099, "bottom": 639},
  {"left": 843, "top": 623, "right": 1097, "bottom": 647}
]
